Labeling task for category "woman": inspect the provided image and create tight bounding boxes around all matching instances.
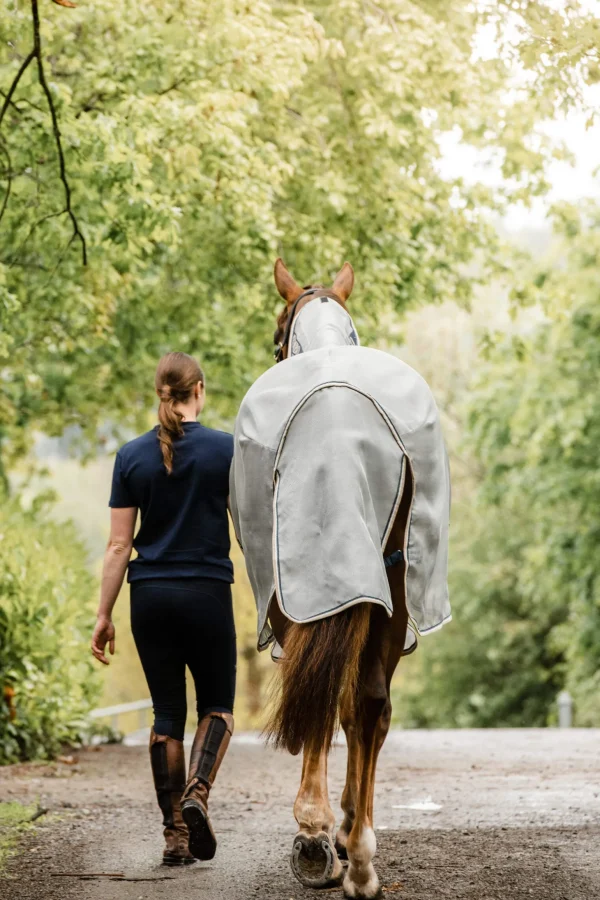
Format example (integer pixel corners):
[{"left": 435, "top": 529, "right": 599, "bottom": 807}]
[{"left": 91, "top": 352, "right": 236, "bottom": 866}]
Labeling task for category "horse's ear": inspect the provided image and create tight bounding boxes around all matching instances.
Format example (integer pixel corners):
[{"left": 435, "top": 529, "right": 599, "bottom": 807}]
[
  {"left": 332, "top": 262, "right": 354, "bottom": 302},
  {"left": 274, "top": 258, "right": 303, "bottom": 306}
]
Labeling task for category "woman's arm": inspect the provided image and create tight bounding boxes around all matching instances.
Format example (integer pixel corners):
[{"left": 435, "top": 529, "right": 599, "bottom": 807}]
[{"left": 91, "top": 507, "right": 137, "bottom": 665}]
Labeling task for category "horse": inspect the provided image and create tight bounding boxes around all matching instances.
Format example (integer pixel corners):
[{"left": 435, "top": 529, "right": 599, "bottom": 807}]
[{"left": 230, "top": 258, "right": 450, "bottom": 900}]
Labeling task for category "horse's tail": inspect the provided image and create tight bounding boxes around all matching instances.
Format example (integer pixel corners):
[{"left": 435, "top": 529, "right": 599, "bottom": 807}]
[{"left": 265, "top": 604, "right": 371, "bottom": 757}]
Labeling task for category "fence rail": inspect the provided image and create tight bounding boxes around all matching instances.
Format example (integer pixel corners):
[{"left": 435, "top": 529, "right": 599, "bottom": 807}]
[
  {"left": 90, "top": 694, "right": 574, "bottom": 733},
  {"left": 557, "top": 691, "right": 573, "bottom": 729},
  {"left": 90, "top": 698, "right": 152, "bottom": 732}
]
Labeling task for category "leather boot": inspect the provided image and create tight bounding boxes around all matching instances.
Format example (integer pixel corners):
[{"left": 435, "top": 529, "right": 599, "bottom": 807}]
[
  {"left": 181, "top": 712, "right": 234, "bottom": 860},
  {"left": 149, "top": 730, "right": 195, "bottom": 866}
]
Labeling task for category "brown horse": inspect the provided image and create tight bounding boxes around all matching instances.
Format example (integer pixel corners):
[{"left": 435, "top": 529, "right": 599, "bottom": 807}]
[{"left": 265, "top": 259, "right": 413, "bottom": 900}]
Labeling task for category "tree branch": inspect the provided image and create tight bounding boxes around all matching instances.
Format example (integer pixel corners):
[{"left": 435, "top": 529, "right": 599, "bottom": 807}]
[
  {"left": 157, "top": 78, "right": 190, "bottom": 96},
  {"left": 30, "top": 0, "right": 87, "bottom": 265},
  {"left": 0, "top": 140, "right": 12, "bottom": 226},
  {"left": 0, "top": 89, "right": 45, "bottom": 115},
  {"left": 0, "top": 258, "right": 49, "bottom": 272},
  {"left": 0, "top": 50, "right": 36, "bottom": 130},
  {"left": 0, "top": 89, "right": 23, "bottom": 116},
  {"left": 8, "top": 209, "right": 69, "bottom": 266},
  {"left": 75, "top": 91, "right": 109, "bottom": 117}
]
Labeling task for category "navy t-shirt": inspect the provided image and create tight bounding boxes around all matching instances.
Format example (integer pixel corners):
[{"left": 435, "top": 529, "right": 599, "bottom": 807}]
[{"left": 109, "top": 422, "right": 234, "bottom": 584}]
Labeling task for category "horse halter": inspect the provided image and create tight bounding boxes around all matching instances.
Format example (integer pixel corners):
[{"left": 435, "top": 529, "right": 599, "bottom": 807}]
[{"left": 274, "top": 287, "right": 344, "bottom": 362}]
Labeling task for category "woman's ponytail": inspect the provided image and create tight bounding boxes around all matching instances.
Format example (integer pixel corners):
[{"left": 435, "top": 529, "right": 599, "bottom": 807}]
[
  {"left": 157, "top": 387, "right": 185, "bottom": 475},
  {"left": 155, "top": 352, "right": 204, "bottom": 475}
]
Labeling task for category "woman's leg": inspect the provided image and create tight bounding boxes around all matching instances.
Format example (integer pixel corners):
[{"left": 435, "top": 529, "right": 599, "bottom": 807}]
[
  {"left": 182, "top": 580, "right": 236, "bottom": 718},
  {"left": 130, "top": 581, "right": 188, "bottom": 739},
  {"left": 130, "top": 581, "right": 193, "bottom": 864},
  {"left": 180, "top": 580, "right": 237, "bottom": 860}
]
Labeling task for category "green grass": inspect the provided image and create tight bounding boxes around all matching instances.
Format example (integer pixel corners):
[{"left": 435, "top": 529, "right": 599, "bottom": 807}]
[{"left": 0, "top": 801, "right": 38, "bottom": 871}]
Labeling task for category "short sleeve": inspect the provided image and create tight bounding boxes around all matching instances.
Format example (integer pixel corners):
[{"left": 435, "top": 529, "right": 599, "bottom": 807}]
[{"left": 109, "top": 452, "right": 136, "bottom": 508}]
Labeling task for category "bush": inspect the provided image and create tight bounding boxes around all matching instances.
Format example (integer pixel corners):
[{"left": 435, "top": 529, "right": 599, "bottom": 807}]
[{"left": 0, "top": 497, "right": 100, "bottom": 763}]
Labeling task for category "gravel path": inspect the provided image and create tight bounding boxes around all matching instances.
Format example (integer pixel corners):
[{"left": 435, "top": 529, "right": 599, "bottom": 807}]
[{"left": 1, "top": 730, "right": 599, "bottom": 899}]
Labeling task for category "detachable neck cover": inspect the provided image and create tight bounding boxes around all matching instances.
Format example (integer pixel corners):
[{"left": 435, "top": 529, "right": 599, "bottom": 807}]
[{"left": 288, "top": 297, "right": 360, "bottom": 357}]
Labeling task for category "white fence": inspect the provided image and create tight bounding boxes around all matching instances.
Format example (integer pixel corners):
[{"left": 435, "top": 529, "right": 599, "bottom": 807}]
[
  {"left": 90, "top": 693, "right": 575, "bottom": 733},
  {"left": 90, "top": 698, "right": 152, "bottom": 733},
  {"left": 557, "top": 691, "right": 573, "bottom": 729}
]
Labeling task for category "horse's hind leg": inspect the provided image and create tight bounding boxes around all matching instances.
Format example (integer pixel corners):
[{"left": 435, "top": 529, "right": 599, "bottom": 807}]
[
  {"left": 291, "top": 745, "right": 344, "bottom": 888},
  {"left": 336, "top": 691, "right": 363, "bottom": 860},
  {"left": 342, "top": 492, "right": 410, "bottom": 897},
  {"left": 343, "top": 632, "right": 394, "bottom": 900}
]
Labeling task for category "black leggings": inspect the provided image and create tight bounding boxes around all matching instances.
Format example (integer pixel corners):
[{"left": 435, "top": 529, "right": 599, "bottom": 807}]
[{"left": 130, "top": 578, "right": 236, "bottom": 742}]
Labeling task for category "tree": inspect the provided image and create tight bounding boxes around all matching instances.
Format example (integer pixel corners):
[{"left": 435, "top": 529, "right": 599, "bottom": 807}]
[
  {"left": 397, "top": 203, "right": 600, "bottom": 727},
  {"left": 470, "top": 204, "right": 600, "bottom": 725},
  {"left": 1, "top": 0, "right": 597, "bottom": 469}
]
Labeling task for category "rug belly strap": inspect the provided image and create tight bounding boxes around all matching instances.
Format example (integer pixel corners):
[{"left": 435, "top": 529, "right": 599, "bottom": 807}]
[{"left": 384, "top": 549, "right": 404, "bottom": 569}]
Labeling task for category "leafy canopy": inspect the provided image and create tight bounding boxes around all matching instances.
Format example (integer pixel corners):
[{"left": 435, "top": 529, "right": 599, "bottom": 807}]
[{"left": 1, "top": 0, "right": 597, "bottom": 464}]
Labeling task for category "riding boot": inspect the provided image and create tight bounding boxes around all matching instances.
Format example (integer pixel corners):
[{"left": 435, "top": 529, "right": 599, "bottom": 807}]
[
  {"left": 181, "top": 712, "right": 234, "bottom": 860},
  {"left": 149, "top": 729, "right": 195, "bottom": 866}
]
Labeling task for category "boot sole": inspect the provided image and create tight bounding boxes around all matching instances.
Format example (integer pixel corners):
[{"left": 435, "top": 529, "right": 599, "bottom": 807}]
[
  {"left": 162, "top": 855, "right": 196, "bottom": 867},
  {"left": 181, "top": 800, "right": 217, "bottom": 860}
]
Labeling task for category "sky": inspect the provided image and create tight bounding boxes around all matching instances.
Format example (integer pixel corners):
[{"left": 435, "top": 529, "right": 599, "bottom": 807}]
[
  {"left": 439, "top": 109, "right": 600, "bottom": 230},
  {"left": 438, "top": 3, "right": 600, "bottom": 231}
]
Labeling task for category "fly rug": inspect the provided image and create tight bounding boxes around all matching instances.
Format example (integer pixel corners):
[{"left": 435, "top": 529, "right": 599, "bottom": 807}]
[{"left": 230, "top": 260, "right": 451, "bottom": 900}]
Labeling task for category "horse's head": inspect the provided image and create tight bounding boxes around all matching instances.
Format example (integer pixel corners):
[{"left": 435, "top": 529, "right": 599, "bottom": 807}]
[{"left": 273, "top": 258, "right": 355, "bottom": 362}]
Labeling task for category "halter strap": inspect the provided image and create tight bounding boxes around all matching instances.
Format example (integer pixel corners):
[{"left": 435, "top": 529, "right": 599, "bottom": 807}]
[{"left": 274, "top": 288, "right": 344, "bottom": 362}]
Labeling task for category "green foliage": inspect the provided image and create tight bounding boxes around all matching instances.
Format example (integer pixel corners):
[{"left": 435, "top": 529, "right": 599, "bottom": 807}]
[
  {"left": 395, "top": 497, "right": 567, "bottom": 727},
  {"left": 0, "top": 0, "right": 595, "bottom": 465},
  {"left": 397, "top": 207, "right": 600, "bottom": 727},
  {"left": 0, "top": 497, "right": 99, "bottom": 763},
  {"left": 470, "top": 210, "right": 600, "bottom": 725}
]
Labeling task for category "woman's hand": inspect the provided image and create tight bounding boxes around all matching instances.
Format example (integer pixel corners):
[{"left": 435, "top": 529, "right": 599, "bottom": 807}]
[
  {"left": 93, "top": 507, "right": 135, "bottom": 665},
  {"left": 91, "top": 616, "right": 116, "bottom": 665}
]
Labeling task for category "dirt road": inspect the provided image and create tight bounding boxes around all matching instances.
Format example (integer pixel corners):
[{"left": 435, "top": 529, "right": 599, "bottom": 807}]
[{"left": 1, "top": 729, "right": 599, "bottom": 900}]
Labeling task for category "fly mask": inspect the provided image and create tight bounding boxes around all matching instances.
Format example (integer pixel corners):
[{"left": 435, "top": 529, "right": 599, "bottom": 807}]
[
  {"left": 288, "top": 296, "right": 360, "bottom": 356},
  {"left": 274, "top": 290, "right": 359, "bottom": 361}
]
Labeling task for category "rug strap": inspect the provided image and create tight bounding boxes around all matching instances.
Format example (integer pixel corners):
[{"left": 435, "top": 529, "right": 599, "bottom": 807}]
[{"left": 383, "top": 549, "right": 404, "bottom": 569}]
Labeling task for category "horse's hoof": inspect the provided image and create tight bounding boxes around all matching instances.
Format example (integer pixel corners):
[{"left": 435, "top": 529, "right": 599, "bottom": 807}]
[
  {"left": 343, "top": 869, "right": 382, "bottom": 900},
  {"left": 290, "top": 831, "right": 342, "bottom": 888},
  {"left": 344, "top": 889, "right": 383, "bottom": 900}
]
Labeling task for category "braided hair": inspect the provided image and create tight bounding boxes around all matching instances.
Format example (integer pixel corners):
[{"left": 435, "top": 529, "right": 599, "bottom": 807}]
[{"left": 155, "top": 352, "right": 204, "bottom": 474}]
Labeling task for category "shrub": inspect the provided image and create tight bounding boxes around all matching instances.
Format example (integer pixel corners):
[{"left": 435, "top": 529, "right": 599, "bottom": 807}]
[{"left": 0, "top": 497, "right": 100, "bottom": 763}]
